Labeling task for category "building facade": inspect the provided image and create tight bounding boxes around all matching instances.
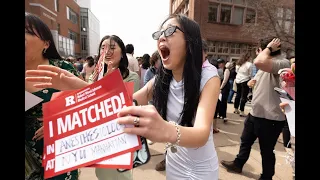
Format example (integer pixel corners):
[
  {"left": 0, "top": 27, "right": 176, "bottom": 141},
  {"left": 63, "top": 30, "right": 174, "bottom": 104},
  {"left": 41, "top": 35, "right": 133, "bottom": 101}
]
[
  {"left": 170, "top": 0, "right": 258, "bottom": 61},
  {"left": 25, "top": 0, "right": 81, "bottom": 57},
  {"left": 76, "top": 0, "right": 100, "bottom": 57}
]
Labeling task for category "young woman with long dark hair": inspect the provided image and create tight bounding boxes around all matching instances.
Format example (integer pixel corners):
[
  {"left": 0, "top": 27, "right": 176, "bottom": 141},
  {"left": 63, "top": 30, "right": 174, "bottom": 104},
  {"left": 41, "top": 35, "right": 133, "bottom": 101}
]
[{"left": 26, "top": 14, "right": 220, "bottom": 180}]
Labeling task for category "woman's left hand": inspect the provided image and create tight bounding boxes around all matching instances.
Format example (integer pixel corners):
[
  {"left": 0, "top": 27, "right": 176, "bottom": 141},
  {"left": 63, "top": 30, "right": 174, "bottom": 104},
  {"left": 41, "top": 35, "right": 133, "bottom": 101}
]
[
  {"left": 117, "top": 105, "right": 174, "bottom": 143},
  {"left": 33, "top": 126, "right": 44, "bottom": 141}
]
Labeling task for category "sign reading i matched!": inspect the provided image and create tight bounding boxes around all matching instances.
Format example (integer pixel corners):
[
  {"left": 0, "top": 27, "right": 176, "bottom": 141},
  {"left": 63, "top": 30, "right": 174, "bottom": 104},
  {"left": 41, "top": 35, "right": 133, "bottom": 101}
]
[{"left": 42, "top": 70, "right": 141, "bottom": 179}]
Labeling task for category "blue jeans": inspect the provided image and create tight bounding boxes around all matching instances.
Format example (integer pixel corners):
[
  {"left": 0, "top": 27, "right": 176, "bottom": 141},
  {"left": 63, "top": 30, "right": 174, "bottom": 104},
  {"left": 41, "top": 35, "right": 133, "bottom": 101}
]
[{"left": 227, "top": 79, "right": 235, "bottom": 103}]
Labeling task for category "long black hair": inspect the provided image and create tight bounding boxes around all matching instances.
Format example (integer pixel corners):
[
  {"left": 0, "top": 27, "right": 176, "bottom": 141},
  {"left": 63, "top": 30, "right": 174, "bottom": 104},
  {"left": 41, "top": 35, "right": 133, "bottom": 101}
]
[
  {"left": 97, "top": 35, "right": 129, "bottom": 79},
  {"left": 152, "top": 14, "right": 203, "bottom": 127},
  {"left": 25, "top": 12, "right": 61, "bottom": 60},
  {"left": 141, "top": 54, "right": 150, "bottom": 69}
]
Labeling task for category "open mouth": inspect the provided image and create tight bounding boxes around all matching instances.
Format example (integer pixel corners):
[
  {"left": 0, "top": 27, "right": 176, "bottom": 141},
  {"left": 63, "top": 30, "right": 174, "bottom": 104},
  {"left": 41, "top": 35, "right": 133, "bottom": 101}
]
[{"left": 160, "top": 46, "right": 170, "bottom": 60}]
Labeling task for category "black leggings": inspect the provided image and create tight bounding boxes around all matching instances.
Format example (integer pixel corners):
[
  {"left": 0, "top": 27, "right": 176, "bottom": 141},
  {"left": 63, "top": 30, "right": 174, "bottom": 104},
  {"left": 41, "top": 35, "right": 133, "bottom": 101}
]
[{"left": 234, "top": 81, "right": 250, "bottom": 111}]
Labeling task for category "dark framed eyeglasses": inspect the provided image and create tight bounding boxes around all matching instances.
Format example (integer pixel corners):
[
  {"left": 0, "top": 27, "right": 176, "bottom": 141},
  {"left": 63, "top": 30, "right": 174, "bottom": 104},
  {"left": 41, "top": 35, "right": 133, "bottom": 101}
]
[{"left": 152, "top": 26, "right": 184, "bottom": 40}]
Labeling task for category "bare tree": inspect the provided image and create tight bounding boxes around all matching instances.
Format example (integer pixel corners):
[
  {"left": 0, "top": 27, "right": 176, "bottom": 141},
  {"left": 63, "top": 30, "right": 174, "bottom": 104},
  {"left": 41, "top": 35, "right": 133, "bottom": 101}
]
[{"left": 241, "top": 0, "right": 295, "bottom": 50}]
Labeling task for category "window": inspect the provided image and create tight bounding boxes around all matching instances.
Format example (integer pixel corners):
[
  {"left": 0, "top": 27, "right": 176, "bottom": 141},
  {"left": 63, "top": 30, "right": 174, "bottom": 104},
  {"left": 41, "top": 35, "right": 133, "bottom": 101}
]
[
  {"left": 208, "top": 4, "right": 218, "bottom": 22},
  {"left": 233, "top": 0, "right": 245, "bottom": 5},
  {"left": 54, "top": 0, "right": 59, "bottom": 12},
  {"left": 81, "top": 16, "right": 88, "bottom": 30},
  {"left": 208, "top": 41, "right": 216, "bottom": 53},
  {"left": 68, "top": 30, "right": 79, "bottom": 44},
  {"left": 57, "top": 23, "right": 60, "bottom": 34},
  {"left": 81, "top": 35, "right": 87, "bottom": 51},
  {"left": 219, "top": 0, "right": 232, "bottom": 2},
  {"left": 220, "top": 5, "right": 231, "bottom": 23},
  {"left": 222, "top": 42, "right": 229, "bottom": 53},
  {"left": 230, "top": 43, "right": 240, "bottom": 54},
  {"left": 241, "top": 44, "right": 248, "bottom": 54},
  {"left": 217, "top": 42, "right": 223, "bottom": 53},
  {"left": 67, "top": 7, "right": 78, "bottom": 24},
  {"left": 285, "top": 9, "right": 292, "bottom": 20},
  {"left": 232, "top": 7, "right": 244, "bottom": 25},
  {"left": 245, "top": 9, "right": 256, "bottom": 23}
]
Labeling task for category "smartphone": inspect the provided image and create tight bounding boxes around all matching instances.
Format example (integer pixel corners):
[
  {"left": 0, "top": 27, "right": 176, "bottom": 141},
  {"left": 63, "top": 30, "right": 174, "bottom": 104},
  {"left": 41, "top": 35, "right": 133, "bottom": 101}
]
[
  {"left": 117, "top": 99, "right": 151, "bottom": 172},
  {"left": 274, "top": 87, "right": 294, "bottom": 100}
]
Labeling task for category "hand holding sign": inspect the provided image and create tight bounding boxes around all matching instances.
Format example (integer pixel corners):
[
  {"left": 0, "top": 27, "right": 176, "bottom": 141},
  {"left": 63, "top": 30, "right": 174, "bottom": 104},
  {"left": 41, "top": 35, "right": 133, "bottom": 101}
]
[
  {"left": 42, "top": 70, "right": 141, "bottom": 179},
  {"left": 117, "top": 105, "right": 175, "bottom": 143}
]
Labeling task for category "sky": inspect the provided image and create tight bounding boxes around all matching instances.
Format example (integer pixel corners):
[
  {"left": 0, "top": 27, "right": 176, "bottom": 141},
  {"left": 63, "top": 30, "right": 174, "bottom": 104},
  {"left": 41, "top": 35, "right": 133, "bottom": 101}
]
[{"left": 91, "top": 0, "right": 169, "bottom": 57}]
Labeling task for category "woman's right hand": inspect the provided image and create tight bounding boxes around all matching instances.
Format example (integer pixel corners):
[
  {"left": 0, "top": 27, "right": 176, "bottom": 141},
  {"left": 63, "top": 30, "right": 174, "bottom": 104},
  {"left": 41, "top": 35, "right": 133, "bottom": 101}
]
[{"left": 25, "top": 65, "right": 89, "bottom": 91}]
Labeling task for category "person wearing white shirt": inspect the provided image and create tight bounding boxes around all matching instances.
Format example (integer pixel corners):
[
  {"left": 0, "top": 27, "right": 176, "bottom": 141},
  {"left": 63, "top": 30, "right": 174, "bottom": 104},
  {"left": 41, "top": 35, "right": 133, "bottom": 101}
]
[
  {"left": 125, "top": 44, "right": 140, "bottom": 75},
  {"left": 234, "top": 52, "right": 253, "bottom": 116}
]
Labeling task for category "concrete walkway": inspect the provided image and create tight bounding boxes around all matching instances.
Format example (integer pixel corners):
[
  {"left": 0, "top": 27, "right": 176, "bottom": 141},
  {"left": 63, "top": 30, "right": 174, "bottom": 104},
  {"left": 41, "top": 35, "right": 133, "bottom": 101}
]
[{"left": 79, "top": 104, "right": 293, "bottom": 180}]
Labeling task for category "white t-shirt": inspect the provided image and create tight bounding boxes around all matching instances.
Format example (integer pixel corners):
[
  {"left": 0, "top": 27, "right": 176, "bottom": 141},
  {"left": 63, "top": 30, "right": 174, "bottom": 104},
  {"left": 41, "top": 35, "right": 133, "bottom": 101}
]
[
  {"left": 235, "top": 61, "right": 253, "bottom": 83},
  {"left": 126, "top": 53, "right": 139, "bottom": 73}
]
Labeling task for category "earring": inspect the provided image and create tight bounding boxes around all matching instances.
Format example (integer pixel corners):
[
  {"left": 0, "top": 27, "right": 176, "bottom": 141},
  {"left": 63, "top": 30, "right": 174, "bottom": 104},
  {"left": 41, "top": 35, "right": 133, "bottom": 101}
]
[{"left": 43, "top": 48, "right": 47, "bottom": 54}]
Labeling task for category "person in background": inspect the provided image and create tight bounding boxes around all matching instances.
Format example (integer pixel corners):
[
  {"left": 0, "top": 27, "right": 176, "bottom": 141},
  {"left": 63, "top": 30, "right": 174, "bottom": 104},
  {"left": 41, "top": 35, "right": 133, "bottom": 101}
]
[
  {"left": 221, "top": 38, "right": 290, "bottom": 180},
  {"left": 81, "top": 56, "right": 95, "bottom": 82},
  {"left": 216, "top": 59, "right": 231, "bottom": 122},
  {"left": 144, "top": 51, "right": 161, "bottom": 86},
  {"left": 139, "top": 53, "right": 150, "bottom": 88},
  {"left": 137, "top": 56, "right": 143, "bottom": 66},
  {"left": 74, "top": 57, "right": 84, "bottom": 72},
  {"left": 227, "top": 60, "right": 237, "bottom": 103},
  {"left": 25, "top": 12, "right": 79, "bottom": 180},
  {"left": 209, "top": 57, "right": 221, "bottom": 133},
  {"left": 126, "top": 44, "right": 140, "bottom": 75},
  {"left": 217, "top": 58, "right": 224, "bottom": 81},
  {"left": 233, "top": 52, "right": 253, "bottom": 117}
]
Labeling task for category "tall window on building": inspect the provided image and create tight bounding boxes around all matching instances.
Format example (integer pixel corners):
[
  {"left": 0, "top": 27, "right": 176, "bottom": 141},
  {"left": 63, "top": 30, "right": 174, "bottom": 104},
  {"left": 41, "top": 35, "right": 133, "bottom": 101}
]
[
  {"left": 67, "top": 7, "right": 78, "bottom": 24},
  {"left": 220, "top": 5, "right": 231, "bottom": 23},
  {"left": 68, "top": 30, "right": 79, "bottom": 44},
  {"left": 54, "top": 0, "right": 59, "bottom": 12},
  {"left": 245, "top": 9, "right": 256, "bottom": 23},
  {"left": 232, "top": 7, "right": 244, "bottom": 25},
  {"left": 81, "top": 35, "right": 87, "bottom": 51},
  {"left": 208, "top": 4, "right": 218, "bottom": 22},
  {"left": 81, "top": 16, "right": 88, "bottom": 31}
]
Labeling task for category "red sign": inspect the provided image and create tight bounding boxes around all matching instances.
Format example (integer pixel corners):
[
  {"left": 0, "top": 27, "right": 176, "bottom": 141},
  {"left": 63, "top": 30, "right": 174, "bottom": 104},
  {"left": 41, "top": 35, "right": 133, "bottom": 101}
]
[{"left": 42, "top": 70, "right": 141, "bottom": 179}]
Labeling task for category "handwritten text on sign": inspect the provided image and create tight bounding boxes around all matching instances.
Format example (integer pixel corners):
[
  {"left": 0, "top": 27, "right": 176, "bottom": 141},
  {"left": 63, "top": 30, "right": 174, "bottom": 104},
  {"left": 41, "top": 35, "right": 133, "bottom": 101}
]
[{"left": 42, "top": 70, "right": 141, "bottom": 179}]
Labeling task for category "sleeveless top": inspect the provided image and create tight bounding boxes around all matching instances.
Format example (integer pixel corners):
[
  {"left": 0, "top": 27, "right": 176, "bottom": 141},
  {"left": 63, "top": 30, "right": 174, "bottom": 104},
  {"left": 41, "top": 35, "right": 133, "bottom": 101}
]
[
  {"left": 166, "top": 60, "right": 219, "bottom": 180},
  {"left": 229, "top": 66, "right": 237, "bottom": 81}
]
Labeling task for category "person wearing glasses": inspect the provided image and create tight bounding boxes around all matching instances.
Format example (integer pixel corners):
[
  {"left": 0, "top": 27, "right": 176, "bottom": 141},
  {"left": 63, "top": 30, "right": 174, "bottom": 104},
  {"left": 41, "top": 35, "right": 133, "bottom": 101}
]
[{"left": 26, "top": 14, "right": 220, "bottom": 180}]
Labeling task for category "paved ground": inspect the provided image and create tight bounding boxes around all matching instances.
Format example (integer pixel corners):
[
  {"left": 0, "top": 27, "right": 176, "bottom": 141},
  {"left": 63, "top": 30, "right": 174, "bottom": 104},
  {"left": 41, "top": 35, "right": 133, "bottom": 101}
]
[{"left": 79, "top": 103, "right": 293, "bottom": 180}]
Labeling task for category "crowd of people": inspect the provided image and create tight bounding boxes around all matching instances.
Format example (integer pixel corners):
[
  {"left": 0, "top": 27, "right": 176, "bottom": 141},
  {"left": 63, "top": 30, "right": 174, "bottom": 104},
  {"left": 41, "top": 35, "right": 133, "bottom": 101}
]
[{"left": 25, "top": 11, "right": 295, "bottom": 180}]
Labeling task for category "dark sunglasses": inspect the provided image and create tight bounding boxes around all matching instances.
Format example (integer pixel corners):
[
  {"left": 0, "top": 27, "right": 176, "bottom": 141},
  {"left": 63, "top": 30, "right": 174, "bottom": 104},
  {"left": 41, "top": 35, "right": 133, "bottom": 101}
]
[{"left": 152, "top": 26, "right": 184, "bottom": 40}]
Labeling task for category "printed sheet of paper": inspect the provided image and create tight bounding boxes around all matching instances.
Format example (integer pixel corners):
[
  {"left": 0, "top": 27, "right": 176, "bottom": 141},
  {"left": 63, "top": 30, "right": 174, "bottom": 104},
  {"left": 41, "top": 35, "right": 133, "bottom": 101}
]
[
  {"left": 46, "top": 83, "right": 136, "bottom": 169},
  {"left": 25, "top": 91, "right": 43, "bottom": 111},
  {"left": 280, "top": 98, "right": 295, "bottom": 137},
  {"left": 42, "top": 70, "right": 141, "bottom": 179}
]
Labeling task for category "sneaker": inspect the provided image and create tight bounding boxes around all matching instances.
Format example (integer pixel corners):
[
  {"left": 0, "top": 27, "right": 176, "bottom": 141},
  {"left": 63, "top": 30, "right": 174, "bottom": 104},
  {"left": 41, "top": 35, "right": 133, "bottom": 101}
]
[
  {"left": 240, "top": 111, "right": 247, "bottom": 117},
  {"left": 221, "top": 160, "right": 242, "bottom": 173},
  {"left": 234, "top": 109, "right": 240, "bottom": 114},
  {"left": 155, "top": 159, "right": 166, "bottom": 171}
]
